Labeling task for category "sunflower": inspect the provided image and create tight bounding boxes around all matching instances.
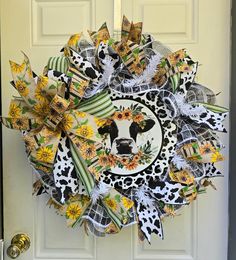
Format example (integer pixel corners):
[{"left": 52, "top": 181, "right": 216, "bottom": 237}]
[
  {"left": 37, "top": 76, "right": 49, "bottom": 89},
  {"left": 35, "top": 84, "right": 48, "bottom": 103},
  {"left": 179, "top": 64, "right": 191, "bottom": 72},
  {"left": 122, "top": 109, "right": 132, "bottom": 120},
  {"left": 168, "top": 50, "right": 186, "bottom": 65},
  {"left": 105, "top": 198, "right": 118, "bottom": 211},
  {"left": 75, "top": 111, "right": 86, "bottom": 118},
  {"left": 8, "top": 103, "right": 21, "bottom": 118},
  {"left": 211, "top": 151, "right": 224, "bottom": 163},
  {"left": 98, "top": 154, "right": 109, "bottom": 167},
  {"left": 94, "top": 117, "right": 107, "bottom": 127},
  {"left": 80, "top": 143, "right": 97, "bottom": 159},
  {"left": 12, "top": 118, "right": 29, "bottom": 130},
  {"left": 133, "top": 113, "right": 144, "bottom": 123},
  {"left": 177, "top": 171, "right": 195, "bottom": 185},
  {"left": 36, "top": 146, "right": 54, "bottom": 163},
  {"left": 125, "top": 160, "right": 138, "bottom": 170},
  {"left": 133, "top": 154, "right": 140, "bottom": 161},
  {"left": 15, "top": 80, "right": 29, "bottom": 97},
  {"left": 114, "top": 42, "right": 129, "bottom": 57},
  {"left": 119, "top": 157, "right": 129, "bottom": 166},
  {"left": 68, "top": 33, "right": 81, "bottom": 47},
  {"left": 66, "top": 203, "right": 82, "bottom": 220},
  {"left": 34, "top": 102, "right": 50, "bottom": 116},
  {"left": 76, "top": 125, "right": 94, "bottom": 139},
  {"left": 121, "top": 197, "right": 134, "bottom": 210},
  {"left": 62, "top": 114, "right": 74, "bottom": 131},
  {"left": 199, "top": 143, "right": 215, "bottom": 155},
  {"left": 10, "top": 60, "right": 25, "bottom": 73},
  {"left": 113, "top": 111, "right": 123, "bottom": 120},
  {"left": 108, "top": 154, "right": 117, "bottom": 167}
]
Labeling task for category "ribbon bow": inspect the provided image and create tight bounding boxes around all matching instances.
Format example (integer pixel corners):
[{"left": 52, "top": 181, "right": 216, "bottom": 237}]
[{"left": 2, "top": 54, "right": 103, "bottom": 172}]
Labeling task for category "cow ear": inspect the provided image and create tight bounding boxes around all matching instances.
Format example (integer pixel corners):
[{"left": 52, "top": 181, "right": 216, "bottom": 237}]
[{"left": 140, "top": 119, "right": 155, "bottom": 133}]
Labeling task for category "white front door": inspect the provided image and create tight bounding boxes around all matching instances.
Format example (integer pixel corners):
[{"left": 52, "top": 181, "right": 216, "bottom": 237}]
[{"left": 1, "top": 0, "right": 230, "bottom": 259}]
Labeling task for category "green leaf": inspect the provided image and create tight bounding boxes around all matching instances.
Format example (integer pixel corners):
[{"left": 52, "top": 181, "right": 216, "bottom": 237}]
[
  {"left": 73, "top": 97, "right": 80, "bottom": 106},
  {"left": 67, "top": 72, "right": 73, "bottom": 77},
  {"left": 122, "top": 55, "right": 128, "bottom": 62},
  {"left": 192, "top": 143, "right": 199, "bottom": 149},
  {"left": 114, "top": 194, "right": 121, "bottom": 203},
  {"left": 96, "top": 165, "right": 102, "bottom": 171},
  {"left": 120, "top": 207, "right": 124, "bottom": 214},
  {"left": 31, "top": 123, "right": 39, "bottom": 128},
  {"left": 46, "top": 144, "right": 53, "bottom": 149},
  {"left": 96, "top": 150, "right": 104, "bottom": 156},
  {"left": 132, "top": 48, "right": 140, "bottom": 55},
  {"left": 38, "top": 136, "right": 45, "bottom": 144},
  {"left": 108, "top": 38, "right": 115, "bottom": 46},
  {"left": 80, "top": 119, "right": 88, "bottom": 125},
  {"left": 28, "top": 98, "right": 36, "bottom": 105},
  {"left": 160, "top": 59, "right": 167, "bottom": 68},
  {"left": 22, "top": 106, "right": 29, "bottom": 114}
]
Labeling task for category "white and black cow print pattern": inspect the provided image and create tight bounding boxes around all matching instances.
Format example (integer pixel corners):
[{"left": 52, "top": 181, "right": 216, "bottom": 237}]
[
  {"left": 47, "top": 70, "right": 70, "bottom": 84},
  {"left": 99, "top": 90, "right": 177, "bottom": 189},
  {"left": 204, "top": 163, "right": 224, "bottom": 178},
  {"left": 97, "top": 41, "right": 121, "bottom": 70},
  {"left": 177, "top": 61, "right": 198, "bottom": 95},
  {"left": 69, "top": 48, "right": 102, "bottom": 83},
  {"left": 53, "top": 135, "right": 79, "bottom": 204},
  {"left": 188, "top": 108, "right": 228, "bottom": 133},
  {"left": 136, "top": 202, "right": 163, "bottom": 243},
  {"left": 147, "top": 177, "right": 187, "bottom": 205}
]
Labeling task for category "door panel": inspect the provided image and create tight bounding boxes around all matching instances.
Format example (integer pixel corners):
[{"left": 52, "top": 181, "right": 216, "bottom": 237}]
[{"left": 1, "top": 0, "right": 230, "bottom": 259}]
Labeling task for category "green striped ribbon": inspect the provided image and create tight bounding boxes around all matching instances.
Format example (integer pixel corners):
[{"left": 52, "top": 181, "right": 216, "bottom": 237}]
[
  {"left": 102, "top": 202, "right": 123, "bottom": 230},
  {"left": 170, "top": 73, "right": 180, "bottom": 93},
  {"left": 78, "top": 91, "right": 116, "bottom": 118},
  {"left": 47, "top": 56, "right": 69, "bottom": 74},
  {"left": 192, "top": 102, "right": 229, "bottom": 113},
  {"left": 70, "top": 141, "right": 95, "bottom": 195}
]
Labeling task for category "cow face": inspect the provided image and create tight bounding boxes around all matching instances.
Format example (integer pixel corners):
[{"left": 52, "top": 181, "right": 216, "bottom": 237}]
[{"left": 98, "top": 118, "right": 155, "bottom": 157}]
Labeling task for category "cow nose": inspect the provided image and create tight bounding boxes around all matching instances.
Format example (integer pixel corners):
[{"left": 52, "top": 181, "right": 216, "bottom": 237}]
[{"left": 116, "top": 138, "right": 133, "bottom": 146}]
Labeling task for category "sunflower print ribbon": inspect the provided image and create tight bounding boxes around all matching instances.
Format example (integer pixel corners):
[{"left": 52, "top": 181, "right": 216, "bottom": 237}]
[{"left": 1, "top": 54, "right": 104, "bottom": 171}]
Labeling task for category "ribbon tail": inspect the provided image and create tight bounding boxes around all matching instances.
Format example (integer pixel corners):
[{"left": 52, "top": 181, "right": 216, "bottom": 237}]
[
  {"left": 147, "top": 179, "right": 187, "bottom": 205},
  {"left": 101, "top": 201, "right": 123, "bottom": 231},
  {"left": 53, "top": 134, "right": 79, "bottom": 204},
  {"left": 70, "top": 140, "right": 95, "bottom": 195},
  {"left": 204, "top": 163, "right": 224, "bottom": 178},
  {"left": 136, "top": 202, "right": 163, "bottom": 243},
  {"left": 189, "top": 109, "right": 228, "bottom": 132}
]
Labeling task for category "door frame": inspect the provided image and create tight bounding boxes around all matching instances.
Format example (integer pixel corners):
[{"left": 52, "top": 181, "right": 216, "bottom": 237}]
[
  {"left": 0, "top": 0, "right": 3, "bottom": 241},
  {"left": 0, "top": 1, "right": 234, "bottom": 259},
  {"left": 228, "top": 1, "right": 236, "bottom": 259}
]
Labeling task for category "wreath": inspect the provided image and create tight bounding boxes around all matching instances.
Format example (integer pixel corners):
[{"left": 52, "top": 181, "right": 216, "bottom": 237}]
[{"left": 2, "top": 16, "right": 228, "bottom": 242}]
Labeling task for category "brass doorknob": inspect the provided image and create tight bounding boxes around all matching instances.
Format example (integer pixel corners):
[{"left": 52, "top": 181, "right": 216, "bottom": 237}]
[{"left": 6, "top": 234, "right": 30, "bottom": 259}]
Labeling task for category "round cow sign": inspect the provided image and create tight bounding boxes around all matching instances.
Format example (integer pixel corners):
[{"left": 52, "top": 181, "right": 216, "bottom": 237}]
[{"left": 99, "top": 91, "right": 177, "bottom": 189}]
